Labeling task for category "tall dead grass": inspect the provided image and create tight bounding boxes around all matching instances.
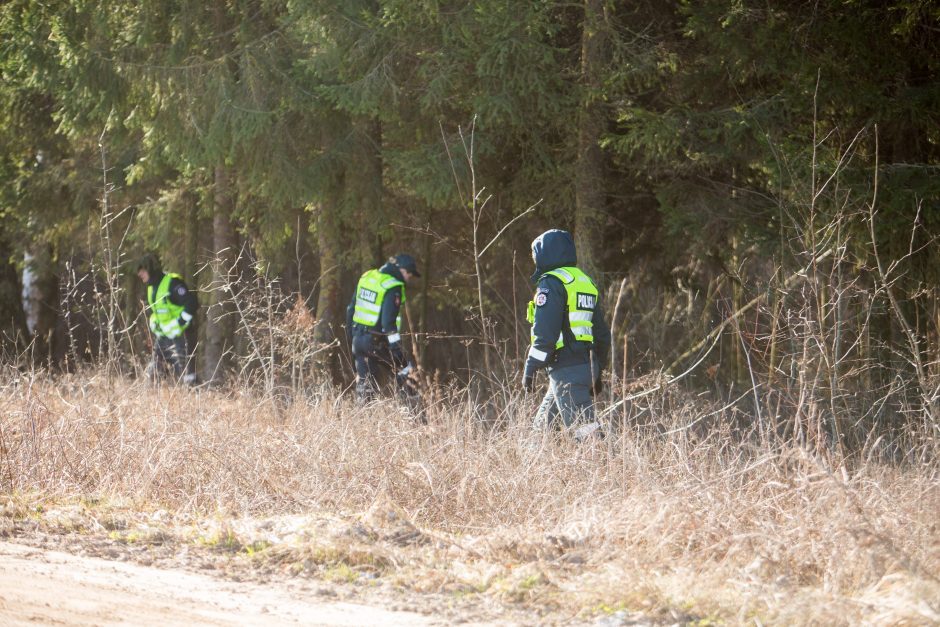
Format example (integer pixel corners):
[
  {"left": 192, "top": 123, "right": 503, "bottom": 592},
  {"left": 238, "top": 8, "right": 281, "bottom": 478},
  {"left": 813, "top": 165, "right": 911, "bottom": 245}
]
[{"left": 1, "top": 367, "right": 936, "bottom": 609}]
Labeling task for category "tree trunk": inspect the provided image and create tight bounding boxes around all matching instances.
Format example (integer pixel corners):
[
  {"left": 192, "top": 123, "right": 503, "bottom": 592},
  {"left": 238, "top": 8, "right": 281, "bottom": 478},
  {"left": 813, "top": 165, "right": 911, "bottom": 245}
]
[
  {"left": 181, "top": 190, "right": 200, "bottom": 284},
  {"left": 313, "top": 182, "right": 344, "bottom": 379},
  {"left": 204, "top": 165, "right": 238, "bottom": 382},
  {"left": 180, "top": 189, "right": 207, "bottom": 377},
  {"left": 281, "top": 206, "right": 317, "bottom": 303},
  {"left": 22, "top": 244, "right": 59, "bottom": 365},
  {"left": 0, "top": 236, "right": 27, "bottom": 354},
  {"left": 574, "top": 0, "right": 609, "bottom": 280},
  {"left": 353, "top": 116, "right": 385, "bottom": 270},
  {"left": 415, "top": 226, "right": 433, "bottom": 370}
]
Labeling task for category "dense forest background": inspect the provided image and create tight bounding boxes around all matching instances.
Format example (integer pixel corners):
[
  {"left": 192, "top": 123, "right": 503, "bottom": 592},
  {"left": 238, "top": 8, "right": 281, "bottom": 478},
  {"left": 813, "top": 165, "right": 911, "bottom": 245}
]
[{"left": 1, "top": 1, "right": 938, "bottom": 449}]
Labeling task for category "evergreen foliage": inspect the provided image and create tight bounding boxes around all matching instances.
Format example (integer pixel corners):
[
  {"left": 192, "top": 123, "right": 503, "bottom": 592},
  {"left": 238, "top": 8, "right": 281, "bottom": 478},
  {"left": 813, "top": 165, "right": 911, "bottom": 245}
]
[{"left": 1, "top": 0, "right": 938, "bottom": 443}]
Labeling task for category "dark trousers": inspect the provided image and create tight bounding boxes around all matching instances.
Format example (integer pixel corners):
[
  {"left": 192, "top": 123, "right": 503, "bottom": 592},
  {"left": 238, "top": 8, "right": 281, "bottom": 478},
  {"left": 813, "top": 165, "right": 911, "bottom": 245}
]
[
  {"left": 533, "top": 362, "right": 602, "bottom": 439},
  {"left": 149, "top": 325, "right": 197, "bottom": 382},
  {"left": 352, "top": 331, "right": 419, "bottom": 402},
  {"left": 351, "top": 332, "right": 393, "bottom": 402}
]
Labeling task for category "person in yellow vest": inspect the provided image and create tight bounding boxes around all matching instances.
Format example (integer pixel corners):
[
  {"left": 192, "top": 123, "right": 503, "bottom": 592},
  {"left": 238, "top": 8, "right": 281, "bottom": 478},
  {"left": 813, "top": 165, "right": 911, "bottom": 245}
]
[
  {"left": 137, "top": 254, "right": 199, "bottom": 384},
  {"left": 522, "top": 230, "right": 610, "bottom": 439},
  {"left": 346, "top": 254, "right": 420, "bottom": 402}
]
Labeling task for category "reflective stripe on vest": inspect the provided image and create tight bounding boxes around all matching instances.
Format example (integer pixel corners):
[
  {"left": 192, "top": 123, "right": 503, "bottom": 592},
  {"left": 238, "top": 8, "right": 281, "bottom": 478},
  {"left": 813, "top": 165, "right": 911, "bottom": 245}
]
[
  {"left": 351, "top": 269, "right": 405, "bottom": 330},
  {"left": 526, "top": 266, "right": 598, "bottom": 350},
  {"left": 147, "top": 273, "right": 187, "bottom": 338}
]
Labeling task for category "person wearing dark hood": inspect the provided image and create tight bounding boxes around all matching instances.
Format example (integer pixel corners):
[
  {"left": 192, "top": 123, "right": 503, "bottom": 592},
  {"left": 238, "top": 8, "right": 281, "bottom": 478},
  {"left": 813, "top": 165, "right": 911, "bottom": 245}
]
[
  {"left": 346, "top": 253, "right": 420, "bottom": 403},
  {"left": 522, "top": 229, "right": 611, "bottom": 439},
  {"left": 137, "top": 254, "right": 199, "bottom": 384}
]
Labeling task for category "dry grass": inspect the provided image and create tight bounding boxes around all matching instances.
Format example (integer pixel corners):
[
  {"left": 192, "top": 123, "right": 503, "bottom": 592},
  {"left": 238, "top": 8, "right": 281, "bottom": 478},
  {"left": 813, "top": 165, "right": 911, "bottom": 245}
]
[{"left": 1, "top": 367, "right": 938, "bottom": 625}]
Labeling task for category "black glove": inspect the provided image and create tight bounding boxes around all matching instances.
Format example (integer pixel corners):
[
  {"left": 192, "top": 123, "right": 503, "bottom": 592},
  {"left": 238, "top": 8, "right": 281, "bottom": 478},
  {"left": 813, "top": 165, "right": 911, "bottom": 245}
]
[
  {"left": 522, "top": 371, "right": 535, "bottom": 393},
  {"left": 591, "top": 374, "right": 605, "bottom": 397},
  {"left": 389, "top": 342, "right": 407, "bottom": 369}
]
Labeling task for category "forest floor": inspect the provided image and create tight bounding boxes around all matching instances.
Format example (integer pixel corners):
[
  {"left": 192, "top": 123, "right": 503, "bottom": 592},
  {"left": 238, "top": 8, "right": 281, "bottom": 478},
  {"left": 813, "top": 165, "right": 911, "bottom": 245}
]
[
  {"left": 1, "top": 496, "right": 938, "bottom": 626},
  {"left": 2, "top": 374, "right": 939, "bottom": 625},
  {"left": 0, "top": 539, "right": 439, "bottom": 626},
  {"left": 0, "top": 503, "right": 652, "bottom": 626}
]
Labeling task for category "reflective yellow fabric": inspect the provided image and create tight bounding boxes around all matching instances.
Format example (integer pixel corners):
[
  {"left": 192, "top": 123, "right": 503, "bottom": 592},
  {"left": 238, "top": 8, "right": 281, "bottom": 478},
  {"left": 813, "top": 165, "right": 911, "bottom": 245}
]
[
  {"left": 352, "top": 269, "right": 405, "bottom": 329},
  {"left": 147, "top": 273, "right": 187, "bottom": 338}
]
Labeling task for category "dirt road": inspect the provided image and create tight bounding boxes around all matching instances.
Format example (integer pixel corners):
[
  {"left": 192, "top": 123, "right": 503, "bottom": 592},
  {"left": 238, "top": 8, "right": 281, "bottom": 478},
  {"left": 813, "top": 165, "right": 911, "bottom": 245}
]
[{"left": 0, "top": 541, "right": 444, "bottom": 626}]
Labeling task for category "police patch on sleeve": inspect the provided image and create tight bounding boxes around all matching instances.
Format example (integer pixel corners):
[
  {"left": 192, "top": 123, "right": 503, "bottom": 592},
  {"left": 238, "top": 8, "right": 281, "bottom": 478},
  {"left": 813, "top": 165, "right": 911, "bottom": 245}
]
[
  {"left": 175, "top": 285, "right": 187, "bottom": 296},
  {"left": 535, "top": 292, "right": 548, "bottom": 307}
]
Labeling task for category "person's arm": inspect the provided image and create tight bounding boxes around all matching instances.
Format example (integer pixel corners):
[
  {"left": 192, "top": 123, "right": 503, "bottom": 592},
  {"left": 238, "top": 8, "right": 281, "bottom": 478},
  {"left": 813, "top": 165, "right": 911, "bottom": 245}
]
[
  {"left": 345, "top": 292, "right": 356, "bottom": 344},
  {"left": 380, "top": 286, "right": 408, "bottom": 369},
  {"left": 167, "top": 278, "right": 197, "bottom": 327},
  {"left": 592, "top": 298, "right": 611, "bottom": 372},
  {"left": 522, "top": 276, "right": 565, "bottom": 390},
  {"left": 590, "top": 297, "right": 611, "bottom": 394}
]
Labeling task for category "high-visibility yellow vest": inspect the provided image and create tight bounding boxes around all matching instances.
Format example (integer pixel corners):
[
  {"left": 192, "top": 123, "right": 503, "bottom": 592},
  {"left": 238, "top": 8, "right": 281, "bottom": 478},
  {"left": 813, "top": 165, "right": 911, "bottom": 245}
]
[
  {"left": 527, "top": 266, "right": 598, "bottom": 349},
  {"left": 352, "top": 269, "right": 405, "bottom": 329},
  {"left": 147, "top": 273, "right": 187, "bottom": 338}
]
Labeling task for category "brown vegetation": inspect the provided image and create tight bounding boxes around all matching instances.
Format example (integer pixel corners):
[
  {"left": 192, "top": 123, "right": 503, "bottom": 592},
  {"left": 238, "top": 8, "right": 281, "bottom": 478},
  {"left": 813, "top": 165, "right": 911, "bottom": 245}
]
[{"left": 1, "top": 370, "right": 937, "bottom": 624}]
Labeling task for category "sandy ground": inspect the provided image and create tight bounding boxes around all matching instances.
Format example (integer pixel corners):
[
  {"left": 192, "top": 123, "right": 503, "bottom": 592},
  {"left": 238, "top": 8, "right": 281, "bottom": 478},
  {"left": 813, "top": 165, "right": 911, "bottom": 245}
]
[{"left": 0, "top": 541, "right": 449, "bottom": 626}]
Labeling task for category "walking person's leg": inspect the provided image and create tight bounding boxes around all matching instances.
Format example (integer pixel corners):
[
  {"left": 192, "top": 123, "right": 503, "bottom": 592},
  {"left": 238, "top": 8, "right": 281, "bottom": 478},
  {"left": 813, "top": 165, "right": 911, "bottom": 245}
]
[
  {"left": 148, "top": 337, "right": 174, "bottom": 383},
  {"left": 533, "top": 377, "right": 562, "bottom": 432},
  {"left": 165, "top": 335, "right": 188, "bottom": 381},
  {"left": 352, "top": 333, "right": 377, "bottom": 403},
  {"left": 548, "top": 363, "right": 602, "bottom": 440},
  {"left": 183, "top": 324, "right": 198, "bottom": 384}
]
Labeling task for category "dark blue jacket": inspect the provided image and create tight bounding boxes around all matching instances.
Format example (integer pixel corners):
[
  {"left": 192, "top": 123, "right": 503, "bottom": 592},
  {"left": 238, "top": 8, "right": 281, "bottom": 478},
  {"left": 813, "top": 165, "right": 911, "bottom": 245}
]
[{"left": 523, "top": 230, "right": 611, "bottom": 376}]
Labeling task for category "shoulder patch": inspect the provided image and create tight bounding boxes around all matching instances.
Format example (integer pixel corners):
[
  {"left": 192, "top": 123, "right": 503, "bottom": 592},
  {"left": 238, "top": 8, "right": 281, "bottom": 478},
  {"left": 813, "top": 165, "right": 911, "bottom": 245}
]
[
  {"left": 393, "top": 294, "right": 401, "bottom": 306},
  {"left": 536, "top": 286, "right": 549, "bottom": 294},
  {"left": 535, "top": 292, "right": 548, "bottom": 307},
  {"left": 175, "top": 285, "right": 187, "bottom": 296}
]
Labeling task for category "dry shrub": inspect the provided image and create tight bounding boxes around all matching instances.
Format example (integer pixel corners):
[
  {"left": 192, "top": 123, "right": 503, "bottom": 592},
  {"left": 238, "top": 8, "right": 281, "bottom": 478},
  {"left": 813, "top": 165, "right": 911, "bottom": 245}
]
[{"left": 0, "top": 368, "right": 937, "bottom": 623}]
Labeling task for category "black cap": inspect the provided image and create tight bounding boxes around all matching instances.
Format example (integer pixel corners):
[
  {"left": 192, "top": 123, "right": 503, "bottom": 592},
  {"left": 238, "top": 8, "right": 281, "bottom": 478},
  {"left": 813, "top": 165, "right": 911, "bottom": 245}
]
[{"left": 392, "top": 253, "right": 420, "bottom": 277}]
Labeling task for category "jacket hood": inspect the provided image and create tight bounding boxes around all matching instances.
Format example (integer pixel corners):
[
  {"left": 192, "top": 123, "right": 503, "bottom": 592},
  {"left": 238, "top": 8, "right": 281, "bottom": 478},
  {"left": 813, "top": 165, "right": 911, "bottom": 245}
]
[
  {"left": 531, "top": 229, "right": 577, "bottom": 281},
  {"left": 378, "top": 261, "right": 405, "bottom": 282}
]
